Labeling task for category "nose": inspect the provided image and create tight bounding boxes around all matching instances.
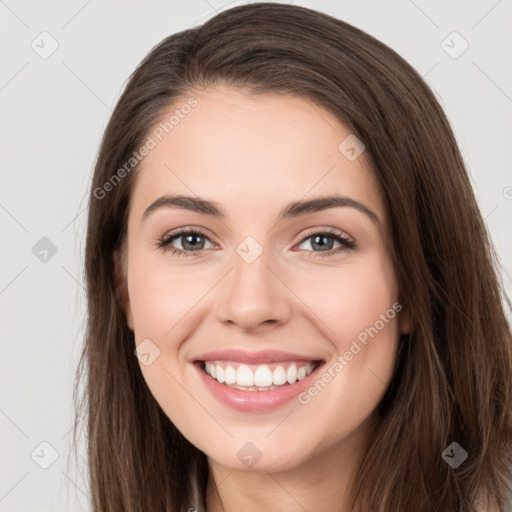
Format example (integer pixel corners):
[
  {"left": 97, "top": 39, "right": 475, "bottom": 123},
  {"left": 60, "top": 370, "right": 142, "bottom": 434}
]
[{"left": 215, "top": 248, "right": 293, "bottom": 332}]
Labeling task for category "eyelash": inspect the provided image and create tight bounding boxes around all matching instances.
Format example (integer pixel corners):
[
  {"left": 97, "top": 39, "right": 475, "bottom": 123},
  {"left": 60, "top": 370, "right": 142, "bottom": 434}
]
[{"left": 156, "top": 226, "right": 356, "bottom": 260}]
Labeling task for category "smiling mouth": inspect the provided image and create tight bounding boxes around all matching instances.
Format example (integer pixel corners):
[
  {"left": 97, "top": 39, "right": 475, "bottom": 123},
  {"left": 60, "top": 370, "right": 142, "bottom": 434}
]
[{"left": 198, "top": 360, "right": 322, "bottom": 391}]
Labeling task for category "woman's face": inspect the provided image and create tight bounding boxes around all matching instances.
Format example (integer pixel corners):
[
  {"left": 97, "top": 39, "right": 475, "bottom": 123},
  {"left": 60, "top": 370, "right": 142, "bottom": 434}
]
[{"left": 118, "top": 84, "right": 409, "bottom": 472}]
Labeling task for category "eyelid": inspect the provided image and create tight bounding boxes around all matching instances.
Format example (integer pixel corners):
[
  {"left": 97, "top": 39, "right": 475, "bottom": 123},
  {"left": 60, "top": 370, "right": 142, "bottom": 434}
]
[
  {"left": 291, "top": 226, "right": 354, "bottom": 247},
  {"left": 160, "top": 225, "right": 218, "bottom": 245}
]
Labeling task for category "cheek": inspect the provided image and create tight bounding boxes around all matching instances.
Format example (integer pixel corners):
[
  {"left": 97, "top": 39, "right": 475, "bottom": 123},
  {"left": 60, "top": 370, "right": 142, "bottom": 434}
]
[
  {"left": 296, "top": 258, "right": 399, "bottom": 350},
  {"left": 293, "top": 258, "right": 401, "bottom": 409},
  {"left": 127, "top": 256, "right": 206, "bottom": 340},
  {"left": 126, "top": 256, "right": 209, "bottom": 436}
]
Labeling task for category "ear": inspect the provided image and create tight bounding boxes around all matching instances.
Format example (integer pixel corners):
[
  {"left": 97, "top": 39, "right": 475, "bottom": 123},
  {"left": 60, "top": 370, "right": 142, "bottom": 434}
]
[{"left": 113, "top": 249, "right": 134, "bottom": 331}]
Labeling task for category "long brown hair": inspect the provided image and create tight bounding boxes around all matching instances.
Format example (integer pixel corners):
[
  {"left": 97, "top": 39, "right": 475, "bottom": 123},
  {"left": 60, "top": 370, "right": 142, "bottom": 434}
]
[{"left": 73, "top": 3, "right": 512, "bottom": 510}]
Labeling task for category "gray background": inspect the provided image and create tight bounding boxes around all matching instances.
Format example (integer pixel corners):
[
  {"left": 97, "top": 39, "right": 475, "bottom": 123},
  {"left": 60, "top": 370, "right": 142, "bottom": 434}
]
[{"left": 1, "top": 0, "right": 511, "bottom": 510}]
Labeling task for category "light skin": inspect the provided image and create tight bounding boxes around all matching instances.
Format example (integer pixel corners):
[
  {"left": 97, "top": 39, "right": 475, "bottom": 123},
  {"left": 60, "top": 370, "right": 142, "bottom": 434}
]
[{"left": 116, "top": 84, "right": 410, "bottom": 511}]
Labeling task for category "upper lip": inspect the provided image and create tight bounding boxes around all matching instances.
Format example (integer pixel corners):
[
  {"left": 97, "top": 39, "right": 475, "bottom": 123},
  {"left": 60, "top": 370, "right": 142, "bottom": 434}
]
[{"left": 193, "top": 349, "right": 323, "bottom": 365}]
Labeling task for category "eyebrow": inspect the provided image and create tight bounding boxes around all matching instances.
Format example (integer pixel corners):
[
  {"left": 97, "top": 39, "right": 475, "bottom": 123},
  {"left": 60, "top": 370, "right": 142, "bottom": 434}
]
[{"left": 142, "top": 193, "right": 379, "bottom": 225}]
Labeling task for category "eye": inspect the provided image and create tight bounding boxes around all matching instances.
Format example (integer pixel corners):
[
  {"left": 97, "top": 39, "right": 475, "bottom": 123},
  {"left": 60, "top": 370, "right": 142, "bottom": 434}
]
[
  {"left": 295, "top": 228, "right": 355, "bottom": 259},
  {"left": 156, "top": 228, "right": 216, "bottom": 258}
]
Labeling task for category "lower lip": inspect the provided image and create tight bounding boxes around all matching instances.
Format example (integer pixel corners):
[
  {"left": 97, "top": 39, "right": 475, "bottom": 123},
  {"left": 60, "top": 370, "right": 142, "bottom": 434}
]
[{"left": 194, "top": 362, "right": 323, "bottom": 412}]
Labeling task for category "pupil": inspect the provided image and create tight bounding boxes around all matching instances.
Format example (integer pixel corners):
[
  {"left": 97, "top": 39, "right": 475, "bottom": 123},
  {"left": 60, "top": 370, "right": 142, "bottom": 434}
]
[
  {"left": 184, "top": 234, "right": 203, "bottom": 250},
  {"left": 313, "top": 235, "right": 332, "bottom": 251}
]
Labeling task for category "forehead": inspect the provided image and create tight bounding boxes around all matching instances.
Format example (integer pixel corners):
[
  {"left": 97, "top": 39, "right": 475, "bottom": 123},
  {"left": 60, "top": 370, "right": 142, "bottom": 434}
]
[{"left": 129, "top": 85, "right": 385, "bottom": 223}]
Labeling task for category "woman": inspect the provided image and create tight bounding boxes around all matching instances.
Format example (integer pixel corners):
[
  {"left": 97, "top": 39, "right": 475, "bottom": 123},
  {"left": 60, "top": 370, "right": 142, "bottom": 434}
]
[{"left": 73, "top": 3, "right": 512, "bottom": 511}]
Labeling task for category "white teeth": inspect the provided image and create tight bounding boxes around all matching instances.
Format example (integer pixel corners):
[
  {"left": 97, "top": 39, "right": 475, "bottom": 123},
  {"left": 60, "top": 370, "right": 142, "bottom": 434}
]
[
  {"left": 286, "top": 364, "right": 297, "bottom": 384},
  {"left": 254, "top": 365, "right": 273, "bottom": 387},
  {"left": 272, "top": 365, "right": 287, "bottom": 385},
  {"left": 216, "top": 364, "right": 225, "bottom": 383},
  {"left": 224, "top": 365, "right": 236, "bottom": 384},
  {"left": 204, "top": 361, "right": 317, "bottom": 389},
  {"left": 236, "top": 364, "right": 254, "bottom": 386}
]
